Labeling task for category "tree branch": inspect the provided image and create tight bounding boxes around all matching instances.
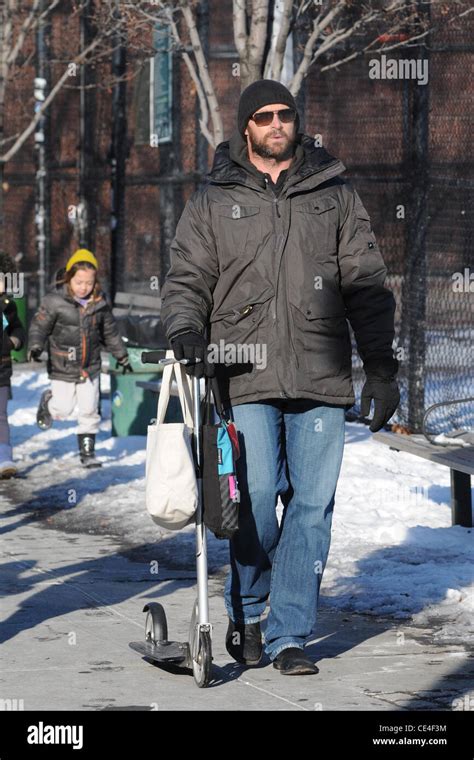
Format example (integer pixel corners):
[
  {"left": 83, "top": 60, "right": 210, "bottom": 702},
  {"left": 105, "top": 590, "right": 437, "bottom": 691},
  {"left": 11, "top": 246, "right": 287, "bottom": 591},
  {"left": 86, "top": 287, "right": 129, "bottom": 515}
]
[
  {"left": 1, "top": 32, "right": 105, "bottom": 163},
  {"left": 290, "top": 0, "right": 347, "bottom": 95},
  {"left": 265, "top": 0, "right": 293, "bottom": 80},
  {"left": 179, "top": 0, "right": 223, "bottom": 146}
]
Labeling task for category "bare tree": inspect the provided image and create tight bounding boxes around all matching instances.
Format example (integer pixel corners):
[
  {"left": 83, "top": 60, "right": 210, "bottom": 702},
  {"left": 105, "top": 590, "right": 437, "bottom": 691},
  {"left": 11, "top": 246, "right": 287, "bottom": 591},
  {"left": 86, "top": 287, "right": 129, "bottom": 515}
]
[
  {"left": 0, "top": 1, "right": 63, "bottom": 224},
  {"left": 2, "top": 0, "right": 472, "bottom": 166},
  {"left": 167, "top": 0, "right": 473, "bottom": 149},
  {"left": 129, "top": 0, "right": 473, "bottom": 150},
  {"left": 238, "top": 0, "right": 474, "bottom": 92},
  {"left": 0, "top": 1, "right": 159, "bottom": 165}
]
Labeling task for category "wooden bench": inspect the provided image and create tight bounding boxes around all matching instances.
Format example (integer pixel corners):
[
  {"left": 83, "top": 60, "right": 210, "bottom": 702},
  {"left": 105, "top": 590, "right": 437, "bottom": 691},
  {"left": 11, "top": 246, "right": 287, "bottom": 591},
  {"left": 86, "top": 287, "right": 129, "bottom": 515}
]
[
  {"left": 373, "top": 431, "right": 474, "bottom": 527},
  {"left": 112, "top": 291, "right": 161, "bottom": 316}
]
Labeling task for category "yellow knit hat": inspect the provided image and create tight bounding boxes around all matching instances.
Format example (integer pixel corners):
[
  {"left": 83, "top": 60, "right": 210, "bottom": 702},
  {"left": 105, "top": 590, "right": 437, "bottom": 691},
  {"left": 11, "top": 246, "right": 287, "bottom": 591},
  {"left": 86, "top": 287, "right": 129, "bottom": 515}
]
[{"left": 66, "top": 249, "right": 99, "bottom": 272}]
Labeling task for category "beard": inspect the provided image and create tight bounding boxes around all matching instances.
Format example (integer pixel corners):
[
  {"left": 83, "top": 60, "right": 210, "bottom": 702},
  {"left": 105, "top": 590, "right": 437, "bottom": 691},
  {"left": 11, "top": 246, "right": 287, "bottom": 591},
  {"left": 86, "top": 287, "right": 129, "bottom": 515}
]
[{"left": 248, "top": 127, "right": 295, "bottom": 162}]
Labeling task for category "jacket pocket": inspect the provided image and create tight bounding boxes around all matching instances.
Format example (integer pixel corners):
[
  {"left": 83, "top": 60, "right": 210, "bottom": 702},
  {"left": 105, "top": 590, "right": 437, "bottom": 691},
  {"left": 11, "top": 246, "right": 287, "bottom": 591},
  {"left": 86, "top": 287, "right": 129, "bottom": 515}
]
[
  {"left": 289, "top": 298, "right": 351, "bottom": 379},
  {"left": 293, "top": 195, "right": 338, "bottom": 254},
  {"left": 210, "top": 290, "right": 273, "bottom": 325},
  {"left": 214, "top": 204, "right": 261, "bottom": 267},
  {"left": 209, "top": 293, "right": 273, "bottom": 377},
  {"left": 49, "top": 346, "right": 78, "bottom": 377},
  {"left": 288, "top": 270, "right": 346, "bottom": 320},
  {"left": 353, "top": 208, "right": 381, "bottom": 255}
]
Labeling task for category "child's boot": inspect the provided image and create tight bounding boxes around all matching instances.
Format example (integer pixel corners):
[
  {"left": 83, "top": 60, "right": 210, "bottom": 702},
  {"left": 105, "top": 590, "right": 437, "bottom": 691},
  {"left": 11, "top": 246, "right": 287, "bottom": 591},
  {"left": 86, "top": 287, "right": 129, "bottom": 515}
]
[
  {"left": 37, "top": 389, "right": 53, "bottom": 430},
  {"left": 77, "top": 433, "right": 102, "bottom": 468},
  {"left": 0, "top": 443, "right": 17, "bottom": 479}
]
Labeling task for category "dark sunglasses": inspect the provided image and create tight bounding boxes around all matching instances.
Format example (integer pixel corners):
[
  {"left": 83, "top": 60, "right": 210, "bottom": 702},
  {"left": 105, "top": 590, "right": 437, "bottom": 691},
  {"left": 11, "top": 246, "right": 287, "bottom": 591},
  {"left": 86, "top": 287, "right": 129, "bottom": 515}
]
[{"left": 250, "top": 108, "right": 297, "bottom": 127}]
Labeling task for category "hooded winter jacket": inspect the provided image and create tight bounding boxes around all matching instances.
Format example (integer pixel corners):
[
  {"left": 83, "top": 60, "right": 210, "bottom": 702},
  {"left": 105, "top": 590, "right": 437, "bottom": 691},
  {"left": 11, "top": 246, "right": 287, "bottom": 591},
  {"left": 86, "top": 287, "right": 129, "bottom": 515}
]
[
  {"left": 28, "top": 283, "right": 127, "bottom": 383},
  {"left": 0, "top": 294, "right": 26, "bottom": 387},
  {"left": 160, "top": 130, "right": 398, "bottom": 408}
]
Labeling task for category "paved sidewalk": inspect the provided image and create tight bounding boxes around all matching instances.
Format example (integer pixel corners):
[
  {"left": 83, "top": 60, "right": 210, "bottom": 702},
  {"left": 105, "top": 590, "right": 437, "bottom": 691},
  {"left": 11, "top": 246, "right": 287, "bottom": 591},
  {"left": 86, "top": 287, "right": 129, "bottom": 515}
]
[{"left": 0, "top": 489, "right": 472, "bottom": 711}]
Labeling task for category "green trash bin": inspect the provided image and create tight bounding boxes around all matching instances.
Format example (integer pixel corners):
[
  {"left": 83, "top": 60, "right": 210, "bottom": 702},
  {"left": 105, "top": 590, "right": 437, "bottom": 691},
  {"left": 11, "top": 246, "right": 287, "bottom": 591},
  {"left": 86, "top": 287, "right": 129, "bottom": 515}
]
[
  {"left": 109, "top": 346, "right": 182, "bottom": 436},
  {"left": 11, "top": 293, "right": 27, "bottom": 363}
]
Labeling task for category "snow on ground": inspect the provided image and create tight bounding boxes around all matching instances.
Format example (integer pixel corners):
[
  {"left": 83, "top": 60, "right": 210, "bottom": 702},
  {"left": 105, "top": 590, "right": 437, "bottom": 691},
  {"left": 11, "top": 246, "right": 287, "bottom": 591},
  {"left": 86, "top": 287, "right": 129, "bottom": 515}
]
[
  {"left": 326, "top": 425, "right": 473, "bottom": 643},
  {"left": 6, "top": 366, "right": 474, "bottom": 644}
]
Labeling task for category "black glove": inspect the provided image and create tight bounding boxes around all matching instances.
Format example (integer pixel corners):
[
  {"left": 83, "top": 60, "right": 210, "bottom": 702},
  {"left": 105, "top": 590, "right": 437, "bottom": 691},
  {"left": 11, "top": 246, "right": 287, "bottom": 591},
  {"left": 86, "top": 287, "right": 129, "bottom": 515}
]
[
  {"left": 170, "top": 331, "right": 215, "bottom": 379},
  {"left": 360, "top": 357, "right": 400, "bottom": 433},
  {"left": 117, "top": 355, "right": 133, "bottom": 374},
  {"left": 28, "top": 347, "right": 43, "bottom": 362}
]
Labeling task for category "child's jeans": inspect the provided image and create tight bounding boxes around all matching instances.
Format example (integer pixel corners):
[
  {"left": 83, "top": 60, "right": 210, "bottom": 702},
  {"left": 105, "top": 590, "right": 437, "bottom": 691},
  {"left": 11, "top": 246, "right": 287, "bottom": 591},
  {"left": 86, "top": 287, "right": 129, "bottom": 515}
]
[
  {"left": 48, "top": 376, "right": 100, "bottom": 434},
  {"left": 0, "top": 385, "right": 12, "bottom": 462}
]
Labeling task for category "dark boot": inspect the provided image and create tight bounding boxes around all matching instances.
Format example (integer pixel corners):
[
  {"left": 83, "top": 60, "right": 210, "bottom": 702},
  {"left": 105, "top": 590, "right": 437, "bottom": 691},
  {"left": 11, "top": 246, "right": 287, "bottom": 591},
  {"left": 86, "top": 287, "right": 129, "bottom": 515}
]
[
  {"left": 225, "top": 618, "right": 262, "bottom": 665},
  {"left": 77, "top": 433, "right": 102, "bottom": 468},
  {"left": 272, "top": 647, "right": 319, "bottom": 675},
  {"left": 37, "top": 389, "right": 53, "bottom": 430}
]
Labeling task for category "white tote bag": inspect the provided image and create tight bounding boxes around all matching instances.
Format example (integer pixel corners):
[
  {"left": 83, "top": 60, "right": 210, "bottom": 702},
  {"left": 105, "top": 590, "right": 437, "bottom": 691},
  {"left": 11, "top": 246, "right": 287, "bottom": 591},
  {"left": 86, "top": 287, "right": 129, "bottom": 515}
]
[{"left": 145, "top": 350, "right": 198, "bottom": 530}]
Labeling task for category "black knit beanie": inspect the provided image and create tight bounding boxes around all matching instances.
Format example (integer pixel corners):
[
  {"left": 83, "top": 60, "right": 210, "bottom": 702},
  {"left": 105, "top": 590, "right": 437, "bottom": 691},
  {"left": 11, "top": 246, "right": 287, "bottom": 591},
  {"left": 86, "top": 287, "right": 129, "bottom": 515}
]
[{"left": 237, "top": 79, "right": 300, "bottom": 137}]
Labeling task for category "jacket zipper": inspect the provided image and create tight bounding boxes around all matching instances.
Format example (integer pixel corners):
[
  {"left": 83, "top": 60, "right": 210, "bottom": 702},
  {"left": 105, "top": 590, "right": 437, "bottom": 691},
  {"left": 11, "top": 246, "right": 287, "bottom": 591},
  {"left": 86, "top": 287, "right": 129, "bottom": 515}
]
[
  {"left": 270, "top": 184, "right": 279, "bottom": 326},
  {"left": 79, "top": 307, "right": 89, "bottom": 379},
  {"left": 268, "top": 188, "right": 300, "bottom": 374},
  {"left": 269, "top": 185, "right": 291, "bottom": 398},
  {"left": 283, "top": 218, "right": 299, "bottom": 372},
  {"left": 274, "top": 195, "right": 300, "bottom": 382}
]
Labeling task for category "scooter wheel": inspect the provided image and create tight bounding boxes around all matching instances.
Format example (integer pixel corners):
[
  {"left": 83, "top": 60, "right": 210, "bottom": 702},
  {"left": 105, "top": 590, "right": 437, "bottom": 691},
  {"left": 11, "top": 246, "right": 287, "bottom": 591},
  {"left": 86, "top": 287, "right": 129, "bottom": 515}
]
[
  {"left": 143, "top": 603, "right": 168, "bottom": 644},
  {"left": 193, "top": 629, "right": 212, "bottom": 688}
]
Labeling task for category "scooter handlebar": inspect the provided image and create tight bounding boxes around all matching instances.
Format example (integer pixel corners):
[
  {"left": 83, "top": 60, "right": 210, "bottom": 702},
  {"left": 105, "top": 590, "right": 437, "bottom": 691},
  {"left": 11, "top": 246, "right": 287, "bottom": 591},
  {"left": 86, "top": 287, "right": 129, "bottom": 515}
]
[{"left": 141, "top": 350, "right": 203, "bottom": 366}]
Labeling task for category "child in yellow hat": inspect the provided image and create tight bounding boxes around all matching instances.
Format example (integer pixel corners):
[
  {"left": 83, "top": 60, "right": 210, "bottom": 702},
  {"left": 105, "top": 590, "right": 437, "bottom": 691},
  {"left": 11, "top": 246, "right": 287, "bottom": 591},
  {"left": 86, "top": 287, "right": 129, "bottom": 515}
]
[{"left": 27, "top": 250, "right": 132, "bottom": 467}]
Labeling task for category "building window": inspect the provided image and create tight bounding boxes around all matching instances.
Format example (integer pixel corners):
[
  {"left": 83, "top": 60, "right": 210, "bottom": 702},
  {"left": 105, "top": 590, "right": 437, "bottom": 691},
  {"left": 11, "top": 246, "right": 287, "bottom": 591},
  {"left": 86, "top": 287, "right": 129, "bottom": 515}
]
[{"left": 150, "top": 22, "right": 172, "bottom": 145}]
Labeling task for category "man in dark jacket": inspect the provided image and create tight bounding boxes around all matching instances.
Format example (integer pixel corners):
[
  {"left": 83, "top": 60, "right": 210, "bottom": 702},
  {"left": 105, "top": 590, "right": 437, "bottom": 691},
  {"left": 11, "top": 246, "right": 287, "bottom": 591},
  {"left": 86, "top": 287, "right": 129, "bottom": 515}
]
[{"left": 161, "top": 80, "right": 400, "bottom": 675}]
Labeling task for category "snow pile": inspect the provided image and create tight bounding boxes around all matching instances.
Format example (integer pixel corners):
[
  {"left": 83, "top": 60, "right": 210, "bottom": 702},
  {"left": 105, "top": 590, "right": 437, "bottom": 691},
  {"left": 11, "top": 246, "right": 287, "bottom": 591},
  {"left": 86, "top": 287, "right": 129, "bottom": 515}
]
[{"left": 326, "top": 429, "right": 473, "bottom": 642}]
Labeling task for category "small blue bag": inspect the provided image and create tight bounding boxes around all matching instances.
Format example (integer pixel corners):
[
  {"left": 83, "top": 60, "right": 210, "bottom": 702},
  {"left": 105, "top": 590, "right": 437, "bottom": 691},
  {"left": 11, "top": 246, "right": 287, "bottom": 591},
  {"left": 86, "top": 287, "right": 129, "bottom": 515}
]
[{"left": 201, "top": 376, "right": 241, "bottom": 540}]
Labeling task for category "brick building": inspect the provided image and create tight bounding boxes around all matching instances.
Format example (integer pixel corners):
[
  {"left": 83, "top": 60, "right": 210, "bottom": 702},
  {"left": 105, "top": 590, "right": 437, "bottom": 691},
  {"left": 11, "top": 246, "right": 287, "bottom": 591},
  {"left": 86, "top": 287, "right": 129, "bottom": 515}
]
[{"left": 2, "top": 0, "right": 473, "bottom": 427}]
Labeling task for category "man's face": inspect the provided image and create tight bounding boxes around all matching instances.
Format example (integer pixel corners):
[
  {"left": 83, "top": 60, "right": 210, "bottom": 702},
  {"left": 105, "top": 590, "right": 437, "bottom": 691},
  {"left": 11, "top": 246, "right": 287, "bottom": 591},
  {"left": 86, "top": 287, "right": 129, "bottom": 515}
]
[{"left": 245, "top": 102, "right": 297, "bottom": 161}]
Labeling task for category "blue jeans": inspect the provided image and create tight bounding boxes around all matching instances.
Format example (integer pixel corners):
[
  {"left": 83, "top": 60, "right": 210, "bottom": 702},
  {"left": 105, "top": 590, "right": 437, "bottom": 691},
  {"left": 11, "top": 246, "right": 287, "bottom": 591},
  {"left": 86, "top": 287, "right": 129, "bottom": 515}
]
[
  {"left": 0, "top": 385, "right": 12, "bottom": 462},
  {"left": 223, "top": 398, "right": 345, "bottom": 661}
]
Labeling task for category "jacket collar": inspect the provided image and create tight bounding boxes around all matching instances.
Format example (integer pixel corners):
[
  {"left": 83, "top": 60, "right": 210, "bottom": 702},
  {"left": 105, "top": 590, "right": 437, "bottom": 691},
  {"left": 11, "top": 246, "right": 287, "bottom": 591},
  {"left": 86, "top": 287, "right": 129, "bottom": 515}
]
[
  {"left": 207, "top": 130, "right": 346, "bottom": 193},
  {"left": 54, "top": 282, "right": 106, "bottom": 311}
]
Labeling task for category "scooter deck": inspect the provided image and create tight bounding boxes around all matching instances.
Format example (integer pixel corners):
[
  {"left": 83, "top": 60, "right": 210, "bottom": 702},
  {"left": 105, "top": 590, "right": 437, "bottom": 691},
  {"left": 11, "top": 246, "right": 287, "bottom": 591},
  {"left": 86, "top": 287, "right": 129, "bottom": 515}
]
[{"left": 129, "top": 639, "right": 190, "bottom": 664}]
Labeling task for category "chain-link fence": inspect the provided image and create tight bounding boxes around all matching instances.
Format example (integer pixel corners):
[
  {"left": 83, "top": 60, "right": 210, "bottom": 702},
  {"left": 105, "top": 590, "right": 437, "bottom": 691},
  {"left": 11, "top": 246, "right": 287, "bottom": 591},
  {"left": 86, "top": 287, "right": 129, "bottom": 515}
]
[{"left": 303, "top": 15, "right": 474, "bottom": 434}]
